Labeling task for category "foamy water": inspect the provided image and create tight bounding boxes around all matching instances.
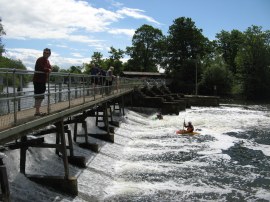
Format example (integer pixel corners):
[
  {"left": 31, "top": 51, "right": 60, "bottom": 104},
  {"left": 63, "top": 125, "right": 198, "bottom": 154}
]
[{"left": 3, "top": 104, "right": 270, "bottom": 201}]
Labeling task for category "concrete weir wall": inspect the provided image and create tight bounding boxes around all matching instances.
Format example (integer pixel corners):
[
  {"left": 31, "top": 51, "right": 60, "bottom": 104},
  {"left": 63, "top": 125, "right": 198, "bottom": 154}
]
[
  {"left": 128, "top": 86, "right": 219, "bottom": 115},
  {"left": 184, "top": 95, "right": 219, "bottom": 106}
]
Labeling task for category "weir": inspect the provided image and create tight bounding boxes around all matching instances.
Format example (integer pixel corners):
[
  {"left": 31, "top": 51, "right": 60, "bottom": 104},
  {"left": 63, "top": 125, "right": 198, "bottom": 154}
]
[{"left": 0, "top": 68, "right": 219, "bottom": 200}]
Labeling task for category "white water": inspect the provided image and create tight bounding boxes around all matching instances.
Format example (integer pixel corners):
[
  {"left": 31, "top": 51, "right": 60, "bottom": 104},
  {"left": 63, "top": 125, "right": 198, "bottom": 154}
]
[{"left": 2, "top": 104, "right": 270, "bottom": 201}]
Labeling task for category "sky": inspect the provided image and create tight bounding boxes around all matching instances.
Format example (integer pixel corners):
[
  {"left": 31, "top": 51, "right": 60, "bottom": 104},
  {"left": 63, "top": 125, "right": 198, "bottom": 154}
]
[{"left": 0, "top": 0, "right": 269, "bottom": 71}]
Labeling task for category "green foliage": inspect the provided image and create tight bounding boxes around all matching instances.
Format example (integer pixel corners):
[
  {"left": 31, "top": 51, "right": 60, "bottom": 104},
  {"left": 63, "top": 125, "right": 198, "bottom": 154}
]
[
  {"left": 126, "top": 24, "right": 165, "bottom": 72},
  {"left": 199, "top": 64, "right": 233, "bottom": 96},
  {"left": 165, "top": 17, "right": 209, "bottom": 74},
  {"left": 51, "top": 65, "right": 60, "bottom": 72},
  {"left": 215, "top": 29, "right": 244, "bottom": 75},
  {"left": 0, "top": 18, "right": 6, "bottom": 56},
  {"left": 235, "top": 26, "right": 270, "bottom": 100},
  {"left": 164, "top": 17, "right": 209, "bottom": 93},
  {"left": 106, "top": 47, "right": 125, "bottom": 75},
  {"left": 83, "top": 48, "right": 125, "bottom": 76},
  {"left": 90, "top": 52, "right": 103, "bottom": 66},
  {"left": 0, "top": 57, "right": 29, "bottom": 88},
  {"left": 1, "top": 15, "right": 269, "bottom": 101},
  {"left": 68, "top": 66, "right": 82, "bottom": 74}
]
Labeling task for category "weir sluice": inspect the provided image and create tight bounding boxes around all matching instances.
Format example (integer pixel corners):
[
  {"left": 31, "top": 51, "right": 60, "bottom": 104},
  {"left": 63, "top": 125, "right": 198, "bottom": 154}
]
[{"left": 0, "top": 69, "right": 219, "bottom": 201}]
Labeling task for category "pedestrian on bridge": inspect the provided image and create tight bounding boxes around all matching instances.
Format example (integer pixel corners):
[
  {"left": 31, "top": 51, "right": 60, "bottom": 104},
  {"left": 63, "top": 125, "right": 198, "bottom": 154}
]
[
  {"left": 33, "top": 48, "right": 52, "bottom": 116},
  {"left": 90, "top": 64, "right": 100, "bottom": 86},
  {"left": 105, "top": 66, "right": 115, "bottom": 95}
]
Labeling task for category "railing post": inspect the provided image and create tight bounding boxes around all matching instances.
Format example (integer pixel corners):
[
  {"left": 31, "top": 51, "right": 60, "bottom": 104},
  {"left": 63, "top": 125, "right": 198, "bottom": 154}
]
[
  {"left": 68, "top": 73, "right": 71, "bottom": 108},
  {"left": 47, "top": 73, "right": 51, "bottom": 114},
  {"left": 17, "top": 74, "right": 23, "bottom": 111},
  {"left": 6, "top": 71, "right": 10, "bottom": 113},
  {"left": 93, "top": 75, "right": 96, "bottom": 100},
  {"left": 82, "top": 75, "right": 85, "bottom": 104},
  {"left": 75, "top": 78, "right": 78, "bottom": 99},
  {"left": 54, "top": 83, "right": 57, "bottom": 104},
  {"left": 12, "top": 69, "right": 17, "bottom": 124}
]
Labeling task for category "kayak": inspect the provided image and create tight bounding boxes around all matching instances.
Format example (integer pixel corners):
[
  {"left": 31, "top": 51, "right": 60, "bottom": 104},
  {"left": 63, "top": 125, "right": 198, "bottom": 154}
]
[{"left": 176, "top": 130, "right": 200, "bottom": 135}]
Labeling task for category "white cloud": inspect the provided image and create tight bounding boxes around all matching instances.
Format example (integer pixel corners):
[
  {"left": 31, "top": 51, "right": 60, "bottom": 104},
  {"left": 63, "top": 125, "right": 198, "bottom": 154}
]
[
  {"left": 3, "top": 48, "right": 89, "bottom": 69},
  {"left": 117, "top": 7, "right": 160, "bottom": 25},
  {"left": 108, "top": 28, "right": 135, "bottom": 37},
  {"left": 71, "top": 52, "right": 84, "bottom": 58},
  {"left": 0, "top": 0, "right": 119, "bottom": 41},
  {"left": 0, "top": 0, "right": 160, "bottom": 68},
  {"left": 0, "top": 0, "right": 159, "bottom": 41}
]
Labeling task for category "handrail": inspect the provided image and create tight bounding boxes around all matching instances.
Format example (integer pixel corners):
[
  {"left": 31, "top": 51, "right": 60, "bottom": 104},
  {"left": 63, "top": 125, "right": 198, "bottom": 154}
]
[{"left": 0, "top": 68, "right": 165, "bottom": 131}]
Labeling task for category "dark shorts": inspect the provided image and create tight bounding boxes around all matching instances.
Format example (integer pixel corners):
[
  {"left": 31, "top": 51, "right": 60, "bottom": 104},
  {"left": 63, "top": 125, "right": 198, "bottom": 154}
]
[
  {"left": 91, "top": 76, "right": 99, "bottom": 85},
  {"left": 34, "top": 82, "right": 46, "bottom": 99}
]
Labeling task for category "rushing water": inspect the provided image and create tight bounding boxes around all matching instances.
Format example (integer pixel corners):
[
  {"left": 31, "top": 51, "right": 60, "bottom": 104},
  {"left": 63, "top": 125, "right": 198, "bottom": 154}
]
[{"left": 3, "top": 104, "right": 270, "bottom": 201}]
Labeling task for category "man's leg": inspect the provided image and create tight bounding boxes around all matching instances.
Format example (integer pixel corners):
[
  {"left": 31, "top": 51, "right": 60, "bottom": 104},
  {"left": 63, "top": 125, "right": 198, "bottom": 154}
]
[{"left": 34, "top": 98, "right": 43, "bottom": 114}]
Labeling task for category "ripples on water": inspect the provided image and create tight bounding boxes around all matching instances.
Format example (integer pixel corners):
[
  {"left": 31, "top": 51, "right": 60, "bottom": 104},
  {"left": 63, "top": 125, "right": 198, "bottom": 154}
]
[
  {"left": 4, "top": 104, "right": 270, "bottom": 201},
  {"left": 104, "top": 104, "right": 270, "bottom": 201}
]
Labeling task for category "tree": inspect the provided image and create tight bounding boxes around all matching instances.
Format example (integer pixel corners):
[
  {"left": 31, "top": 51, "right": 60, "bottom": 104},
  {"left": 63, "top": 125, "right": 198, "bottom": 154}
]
[
  {"left": 235, "top": 25, "right": 270, "bottom": 100},
  {"left": 215, "top": 29, "right": 244, "bottom": 75},
  {"left": 90, "top": 52, "right": 103, "bottom": 66},
  {"left": 165, "top": 17, "right": 210, "bottom": 93},
  {"left": 81, "top": 51, "right": 105, "bottom": 74},
  {"left": 0, "top": 18, "right": 6, "bottom": 57},
  {"left": 126, "top": 24, "right": 165, "bottom": 72},
  {"left": 0, "top": 57, "right": 28, "bottom": 87},
  {"left": 68, "top": 66, "right": 82, "bottom": 74},
  {"left": 51, "top": 65, "right": 60, "bottom": 72},
  {"left": 199, "top": 55, "right": 233, "bottom": 96},
  {"left": 106, "top": 46, "right": 124, "bottom": 75}
]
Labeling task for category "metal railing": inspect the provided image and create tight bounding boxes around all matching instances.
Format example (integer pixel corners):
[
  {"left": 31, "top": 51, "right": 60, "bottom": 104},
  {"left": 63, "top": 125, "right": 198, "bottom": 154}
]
[{"left": 0, "top": 68, "right": 148, "bottom": 129}]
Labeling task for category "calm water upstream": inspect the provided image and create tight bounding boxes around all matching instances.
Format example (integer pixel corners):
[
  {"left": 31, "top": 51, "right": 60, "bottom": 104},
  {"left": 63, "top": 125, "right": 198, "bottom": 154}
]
[{"left": 3, "top": 103, "right": 270, "bottom": 201}]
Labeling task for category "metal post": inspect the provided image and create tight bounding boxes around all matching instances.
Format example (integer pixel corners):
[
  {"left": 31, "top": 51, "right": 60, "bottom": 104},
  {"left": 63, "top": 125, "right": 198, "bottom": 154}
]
[
  {"left": 82, "top": 75, "right": 85, "bottom": 104},
  {"left": 6, "top": 71, "right": 10, "bottom": 113},
  {"left": 93, "top": 75, "right": 96, "bottom": 100},
  {"left": 195, "top": 60, "right": 198, "bottom": 96},
  {"left": 17, "top": 74, "right": 23, "bottom": 111},
  {"left": 47, "top": 73, "right": 51, "bottom": 114},
  {"left": 68, "top": 73, "right": 71, "bottom": 108},
  {"left": 12, "top": 69, "right": 17, "bottom": 124}
]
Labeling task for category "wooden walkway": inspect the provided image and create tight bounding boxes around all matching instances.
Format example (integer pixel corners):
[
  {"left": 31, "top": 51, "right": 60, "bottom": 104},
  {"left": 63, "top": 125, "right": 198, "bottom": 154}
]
[{"left": 0, "top": 88, "right": 132, "bottom": 145}]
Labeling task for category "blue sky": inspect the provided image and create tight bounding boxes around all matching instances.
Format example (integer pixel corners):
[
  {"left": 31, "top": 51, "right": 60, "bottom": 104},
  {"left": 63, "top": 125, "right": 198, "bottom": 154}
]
[{"left": 0, "top": 0, "right": 269, "bottom": 70}]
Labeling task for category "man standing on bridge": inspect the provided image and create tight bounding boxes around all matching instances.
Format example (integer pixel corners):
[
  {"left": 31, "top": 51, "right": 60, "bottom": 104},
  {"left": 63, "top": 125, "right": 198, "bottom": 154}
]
[{"left": 33, "top": 48, "right": 52, "bottom": 116}]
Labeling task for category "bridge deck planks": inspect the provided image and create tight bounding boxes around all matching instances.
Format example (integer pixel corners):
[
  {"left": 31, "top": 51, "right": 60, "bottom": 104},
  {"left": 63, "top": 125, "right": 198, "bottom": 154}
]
[{"left": 0, "top": 89, "right": 132, "bottom": 144}]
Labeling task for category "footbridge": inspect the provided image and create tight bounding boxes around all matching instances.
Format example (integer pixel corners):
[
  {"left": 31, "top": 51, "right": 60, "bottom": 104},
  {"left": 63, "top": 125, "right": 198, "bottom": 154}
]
[{"left": 0, "top": 68, "right": 150, "bottom": 200}]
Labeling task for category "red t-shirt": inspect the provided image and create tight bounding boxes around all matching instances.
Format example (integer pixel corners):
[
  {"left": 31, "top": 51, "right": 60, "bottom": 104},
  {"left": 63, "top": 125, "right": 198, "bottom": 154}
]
[{"left": 33, "top": 57, "right": 51, "bottom": 83}]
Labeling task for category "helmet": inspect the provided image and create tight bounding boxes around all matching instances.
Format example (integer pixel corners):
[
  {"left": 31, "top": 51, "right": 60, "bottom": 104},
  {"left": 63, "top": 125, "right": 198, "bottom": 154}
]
[{"left": 188, "top": 121, "right": 192, "bottom": 125}]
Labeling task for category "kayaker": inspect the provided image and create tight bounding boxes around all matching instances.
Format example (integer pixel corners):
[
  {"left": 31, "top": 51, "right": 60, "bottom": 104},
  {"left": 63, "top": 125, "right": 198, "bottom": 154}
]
[
  {"left": 183, "top": 121, "right": 194, "bottom": 133},
  {"left": 156, "top": 112, "right": 163, "bottom": 120}
]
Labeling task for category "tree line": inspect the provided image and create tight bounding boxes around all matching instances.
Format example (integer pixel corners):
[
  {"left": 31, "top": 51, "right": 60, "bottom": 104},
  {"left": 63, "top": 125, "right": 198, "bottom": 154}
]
[{"left": 1, "top": 17, "right": 270, "bottom": 100}]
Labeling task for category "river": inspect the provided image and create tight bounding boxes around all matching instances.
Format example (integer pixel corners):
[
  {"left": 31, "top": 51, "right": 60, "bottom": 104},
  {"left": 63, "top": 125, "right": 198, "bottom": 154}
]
[{"left": 3, "top": 103, "right": 270, "bottom": 201}]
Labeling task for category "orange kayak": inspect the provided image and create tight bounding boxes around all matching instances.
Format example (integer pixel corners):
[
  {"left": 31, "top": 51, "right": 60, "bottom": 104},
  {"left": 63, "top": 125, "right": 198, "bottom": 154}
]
[{"left": 176, "top": 130, "right": 200, "bottom": 135}]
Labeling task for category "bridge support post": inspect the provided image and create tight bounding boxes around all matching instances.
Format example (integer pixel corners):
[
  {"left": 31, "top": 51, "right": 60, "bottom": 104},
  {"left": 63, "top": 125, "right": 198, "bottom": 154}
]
[
  {"left": 64, "top": 113, "right": 99, "bottom": 153},
  {"left": 89, "top": 103, "right": 114, "bottom": 143},
  {"left": 55, "top": 125, "right": 87, "bottom": 167},
  {"left": 19, "top": 136, "right": 27, "bottom": 174},
  {"left": 27, "top": 120, "right": 78, "bottom": 196},
  {"left": 121, "top": 95, "right": 125, "bottom": 116},
  {"left": 0, "top": 158, "right": 10, "bottom": 202},
  {"left": 55, "top": 120, "right": 69, "bottom": 179}
]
